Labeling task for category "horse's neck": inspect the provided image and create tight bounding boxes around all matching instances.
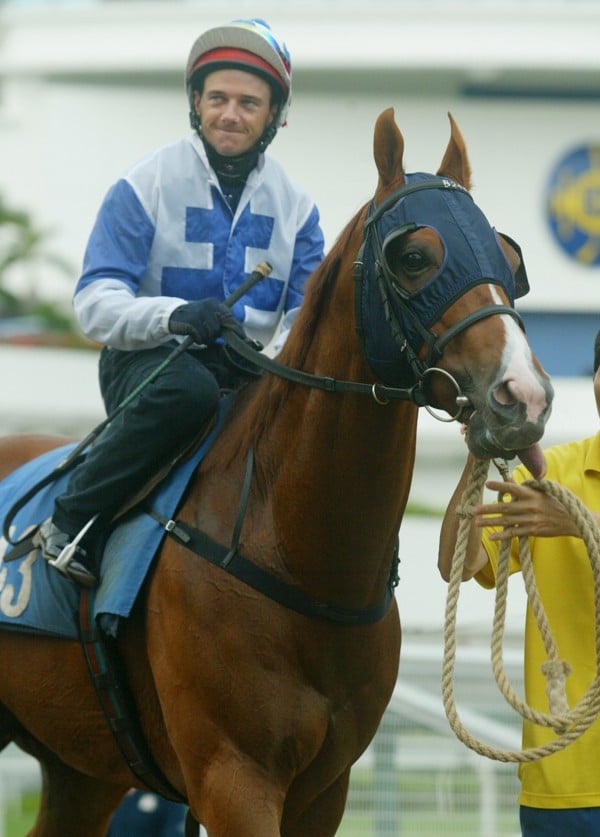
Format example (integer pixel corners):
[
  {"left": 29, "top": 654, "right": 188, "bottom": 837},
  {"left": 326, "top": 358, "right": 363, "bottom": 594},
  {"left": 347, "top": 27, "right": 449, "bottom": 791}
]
[
  {"left": 209, "top": 270, "right": 419, "bottom": 605},
  {"left": 261, "top": 386, "right": 419, "bottom": 607},
  {"left": 201, "top": 274, "right": 420, "bottom": 607}
]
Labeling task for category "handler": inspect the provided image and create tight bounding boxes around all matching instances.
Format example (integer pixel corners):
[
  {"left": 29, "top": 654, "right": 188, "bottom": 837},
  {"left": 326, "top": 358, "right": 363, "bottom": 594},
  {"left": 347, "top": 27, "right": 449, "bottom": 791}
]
[
  {"left": 35, "top": 18, "right": 325, "bottom": 587},
  {"left": 438, "top": 332, "right": 600, "bottom": 836}
]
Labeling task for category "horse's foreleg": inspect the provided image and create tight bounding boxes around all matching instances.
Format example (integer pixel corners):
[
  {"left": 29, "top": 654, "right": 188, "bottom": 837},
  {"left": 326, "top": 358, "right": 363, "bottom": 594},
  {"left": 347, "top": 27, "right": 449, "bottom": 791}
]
[
  {"left": 185, "top": 808, "right": 208, "bottom": 836},
  {"left": 186, "top": 759, "right": 285, "bottom": 837},
  {"left": 281, "top": 768, "right": 350, "bottom": 837},
  {"left": 31, "top": 751, "right": 127, "bottom": 837}
]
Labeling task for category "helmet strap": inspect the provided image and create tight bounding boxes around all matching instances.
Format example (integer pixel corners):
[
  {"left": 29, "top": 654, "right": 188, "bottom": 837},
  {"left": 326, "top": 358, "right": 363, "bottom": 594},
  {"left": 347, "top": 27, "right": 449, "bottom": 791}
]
[
  {"left": 189, "top": 108, "right": 201, "bottom": 131},
  {"left": 257, "top": 118, "right": 278, "bottom": 151}
]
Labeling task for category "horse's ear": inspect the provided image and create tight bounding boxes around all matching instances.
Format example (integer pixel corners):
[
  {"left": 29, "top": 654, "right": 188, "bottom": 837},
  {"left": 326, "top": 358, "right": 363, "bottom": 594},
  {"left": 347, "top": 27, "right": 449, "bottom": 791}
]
[
  {"left": 437, "top": 112, "right": 472, "bottom": 190},
  {"left": 373, "top": 108, "right": 406, "bottom": 195}
]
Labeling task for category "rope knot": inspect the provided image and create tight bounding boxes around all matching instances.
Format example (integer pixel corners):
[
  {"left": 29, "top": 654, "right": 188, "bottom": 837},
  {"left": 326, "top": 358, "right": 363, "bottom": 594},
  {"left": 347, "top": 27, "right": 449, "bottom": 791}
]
[
  {"left": 541, "top": 659, "right": 572, "bottom": 721},
  {"left": 455, "top": 503, "right": 472, "bottom": 520}
]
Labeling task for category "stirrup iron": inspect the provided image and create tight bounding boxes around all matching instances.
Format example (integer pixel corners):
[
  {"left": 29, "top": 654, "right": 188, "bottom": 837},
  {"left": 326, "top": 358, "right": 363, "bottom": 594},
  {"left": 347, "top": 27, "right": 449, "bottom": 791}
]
[{"left": 48, "top": 514, "right": 99, "bottom": 572}]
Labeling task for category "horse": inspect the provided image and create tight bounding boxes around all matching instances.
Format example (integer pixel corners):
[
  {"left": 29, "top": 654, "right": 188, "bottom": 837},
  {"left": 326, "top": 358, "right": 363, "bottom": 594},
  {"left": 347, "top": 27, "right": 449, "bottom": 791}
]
[{"left": 0, "top": 108, "right": 553, "bottom": 836}]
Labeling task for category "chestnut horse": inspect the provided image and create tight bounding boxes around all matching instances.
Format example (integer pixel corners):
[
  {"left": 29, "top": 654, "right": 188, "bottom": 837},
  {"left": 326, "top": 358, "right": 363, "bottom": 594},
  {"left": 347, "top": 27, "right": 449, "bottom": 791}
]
[{"left": 0, "top": 109, "right": 553, "bottom": 836}]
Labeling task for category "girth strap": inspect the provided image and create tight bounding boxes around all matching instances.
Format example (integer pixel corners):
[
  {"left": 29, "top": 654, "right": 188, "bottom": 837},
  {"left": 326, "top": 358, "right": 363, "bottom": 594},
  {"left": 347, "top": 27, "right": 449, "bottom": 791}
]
[{"left": 78, "top": 589, "right": 186, "bottom": 803}]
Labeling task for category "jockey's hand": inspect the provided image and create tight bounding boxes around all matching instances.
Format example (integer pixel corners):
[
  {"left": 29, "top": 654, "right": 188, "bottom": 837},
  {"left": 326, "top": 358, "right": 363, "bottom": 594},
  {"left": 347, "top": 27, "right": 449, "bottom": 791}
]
[{"left": 168, "top": 298, "right": 245, "bottom": 345}]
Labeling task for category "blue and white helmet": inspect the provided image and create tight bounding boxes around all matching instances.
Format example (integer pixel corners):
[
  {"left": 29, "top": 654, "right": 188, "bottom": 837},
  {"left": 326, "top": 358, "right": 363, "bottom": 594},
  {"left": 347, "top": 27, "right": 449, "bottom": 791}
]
[{"left": 186, "top": 18, "right": 292, "bottom": 142}]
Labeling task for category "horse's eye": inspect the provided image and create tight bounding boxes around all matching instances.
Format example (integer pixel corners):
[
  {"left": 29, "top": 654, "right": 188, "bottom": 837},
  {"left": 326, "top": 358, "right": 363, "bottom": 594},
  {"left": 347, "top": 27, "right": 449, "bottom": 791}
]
[{"left": 399, "top": 250, "right": 428, "bottom": 273}]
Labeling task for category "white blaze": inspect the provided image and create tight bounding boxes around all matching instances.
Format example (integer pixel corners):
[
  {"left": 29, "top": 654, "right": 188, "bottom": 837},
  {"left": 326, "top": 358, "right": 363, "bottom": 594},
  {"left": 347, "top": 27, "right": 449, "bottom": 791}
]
[{"left": 490, "top": 287, "right": 549, "bottom": 424}]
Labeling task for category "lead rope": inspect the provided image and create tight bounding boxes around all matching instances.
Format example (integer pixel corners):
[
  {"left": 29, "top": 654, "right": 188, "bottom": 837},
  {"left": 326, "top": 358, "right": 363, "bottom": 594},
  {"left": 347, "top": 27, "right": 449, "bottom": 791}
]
[{"left": 442, "top": 457, "right": 600, "bottom": 762}]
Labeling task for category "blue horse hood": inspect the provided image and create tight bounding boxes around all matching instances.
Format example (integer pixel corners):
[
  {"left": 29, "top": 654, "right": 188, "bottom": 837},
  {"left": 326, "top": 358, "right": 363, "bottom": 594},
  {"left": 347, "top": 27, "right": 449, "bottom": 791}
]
[{"left": 357, "top": 174, "right": 518, "bottom": 386}]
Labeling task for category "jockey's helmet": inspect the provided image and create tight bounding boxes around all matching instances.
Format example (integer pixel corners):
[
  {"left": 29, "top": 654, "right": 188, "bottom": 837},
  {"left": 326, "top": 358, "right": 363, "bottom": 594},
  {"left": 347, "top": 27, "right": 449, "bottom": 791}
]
[{"left": 185, "top": 18, "right": 292, "bottom": 147}]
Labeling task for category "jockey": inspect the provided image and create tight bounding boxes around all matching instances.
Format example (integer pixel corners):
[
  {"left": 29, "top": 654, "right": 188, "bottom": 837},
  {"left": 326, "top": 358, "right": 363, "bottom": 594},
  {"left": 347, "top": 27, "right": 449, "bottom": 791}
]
[{"left": 35, "top": 18, "right": 325, "bottom": 587}]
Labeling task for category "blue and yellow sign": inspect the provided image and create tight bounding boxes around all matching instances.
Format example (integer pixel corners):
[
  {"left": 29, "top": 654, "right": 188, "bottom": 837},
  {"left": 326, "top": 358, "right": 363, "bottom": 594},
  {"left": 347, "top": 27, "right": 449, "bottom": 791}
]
[{"left": 546, "top": 144, "right": 600, "bottom": 266}]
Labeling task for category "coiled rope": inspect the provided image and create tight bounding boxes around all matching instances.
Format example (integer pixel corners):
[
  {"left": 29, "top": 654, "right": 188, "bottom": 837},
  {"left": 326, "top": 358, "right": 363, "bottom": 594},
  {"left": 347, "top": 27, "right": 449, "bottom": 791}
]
[{"left": 442, "top": 457, "right": 600, "bottom": 762}]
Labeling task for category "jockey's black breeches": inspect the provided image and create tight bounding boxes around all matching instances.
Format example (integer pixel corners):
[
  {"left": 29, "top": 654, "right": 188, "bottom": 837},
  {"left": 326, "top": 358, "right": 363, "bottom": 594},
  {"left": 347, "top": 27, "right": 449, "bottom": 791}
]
[{"left": 52, "top": 342, "right": 224, "bottom": 537}]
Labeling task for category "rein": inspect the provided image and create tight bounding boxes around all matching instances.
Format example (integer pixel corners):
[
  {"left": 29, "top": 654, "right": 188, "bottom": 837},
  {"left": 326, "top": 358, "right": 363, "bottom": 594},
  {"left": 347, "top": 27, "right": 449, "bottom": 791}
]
[
  {"left": 223, "top": 331, "right": 430, "bottom": 406},
  {"left": 443, "top": 458, "right": 600, "bottom": 762}
]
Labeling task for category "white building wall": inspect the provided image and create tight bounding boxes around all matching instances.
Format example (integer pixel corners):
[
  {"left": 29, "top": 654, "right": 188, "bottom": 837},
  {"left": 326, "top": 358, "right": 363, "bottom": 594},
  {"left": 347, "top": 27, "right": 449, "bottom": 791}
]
[{"left": 0, "top": 1, "right": 599, "bottom": 309}]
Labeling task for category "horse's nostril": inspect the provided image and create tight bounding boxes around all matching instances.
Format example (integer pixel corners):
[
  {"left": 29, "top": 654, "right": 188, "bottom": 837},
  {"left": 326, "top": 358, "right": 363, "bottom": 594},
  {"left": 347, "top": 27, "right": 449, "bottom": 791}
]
[
  {"left": 492, "top": 381, "right": 518, "bottom": 408},
  {"left": 491, "top": 375, "right": 552, "bottom": 425}
]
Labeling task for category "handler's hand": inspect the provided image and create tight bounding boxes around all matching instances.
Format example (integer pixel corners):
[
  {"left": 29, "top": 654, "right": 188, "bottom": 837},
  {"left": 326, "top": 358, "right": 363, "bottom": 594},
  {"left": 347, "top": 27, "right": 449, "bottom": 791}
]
[{"left": 472, "top": 479, "right": 581, "bottom": 540}]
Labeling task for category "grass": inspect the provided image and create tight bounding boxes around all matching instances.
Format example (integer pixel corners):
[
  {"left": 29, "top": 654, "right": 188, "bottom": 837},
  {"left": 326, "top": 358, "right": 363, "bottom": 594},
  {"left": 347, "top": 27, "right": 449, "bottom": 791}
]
[
  {"left": 4, "top": 792, "right": 38, "bottom": 836},
  {"left": 337, "top": 812, "right": 520, "bottom": 835}
]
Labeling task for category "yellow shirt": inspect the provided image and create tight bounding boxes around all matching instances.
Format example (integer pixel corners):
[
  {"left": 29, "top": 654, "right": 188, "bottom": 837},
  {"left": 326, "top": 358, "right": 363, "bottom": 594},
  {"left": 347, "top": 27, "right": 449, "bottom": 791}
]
[{"left": 476, "top": 433, "right": 600, "bottom": 809}]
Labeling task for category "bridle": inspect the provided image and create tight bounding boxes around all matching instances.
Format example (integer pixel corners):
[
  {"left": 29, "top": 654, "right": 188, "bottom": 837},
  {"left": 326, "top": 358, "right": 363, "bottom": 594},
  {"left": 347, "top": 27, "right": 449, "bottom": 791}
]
[
  {"left": 355, "top": 177, "right": 525, "bottom": 415},
  {"left": 226, "top": 176, "right": 527, "bottom": 422}
]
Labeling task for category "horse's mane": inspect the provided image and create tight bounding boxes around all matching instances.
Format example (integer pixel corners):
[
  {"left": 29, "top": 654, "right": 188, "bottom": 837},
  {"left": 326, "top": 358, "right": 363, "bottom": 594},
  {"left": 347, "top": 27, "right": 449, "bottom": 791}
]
[{"left": 216, "top": 202, "right": 369, "bottom": 467}]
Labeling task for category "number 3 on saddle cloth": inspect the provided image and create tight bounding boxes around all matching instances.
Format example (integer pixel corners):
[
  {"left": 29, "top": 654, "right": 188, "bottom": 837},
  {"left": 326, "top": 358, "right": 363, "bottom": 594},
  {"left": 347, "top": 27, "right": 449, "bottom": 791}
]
[{"left": 0, "top": 402, "right": 229, "bottom": 641}]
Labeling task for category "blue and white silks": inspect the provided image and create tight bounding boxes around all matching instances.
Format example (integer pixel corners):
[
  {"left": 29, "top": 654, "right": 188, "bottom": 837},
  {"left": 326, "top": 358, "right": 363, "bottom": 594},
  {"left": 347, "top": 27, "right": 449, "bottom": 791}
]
[{"left": 73, "top": 132, "right": 324, "bottom": 351}]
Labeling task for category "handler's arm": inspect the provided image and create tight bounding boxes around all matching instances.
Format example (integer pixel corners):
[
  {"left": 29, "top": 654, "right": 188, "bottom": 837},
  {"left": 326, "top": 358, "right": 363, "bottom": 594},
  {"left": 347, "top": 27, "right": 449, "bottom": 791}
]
[{"left": 438, "top": 454, "right": 489, "bottom": 582}]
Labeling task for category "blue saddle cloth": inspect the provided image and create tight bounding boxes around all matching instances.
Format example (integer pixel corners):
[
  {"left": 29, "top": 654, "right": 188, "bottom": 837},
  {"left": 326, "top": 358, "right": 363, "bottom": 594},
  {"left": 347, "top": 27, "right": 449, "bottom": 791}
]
[{"left": 0, "top": 409, "right": 225, "bottom": 640}]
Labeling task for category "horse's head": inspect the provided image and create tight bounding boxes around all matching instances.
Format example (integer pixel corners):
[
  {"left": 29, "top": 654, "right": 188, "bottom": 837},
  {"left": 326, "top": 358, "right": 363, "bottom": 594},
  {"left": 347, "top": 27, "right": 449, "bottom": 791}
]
[{"left": 357, "top": 108, "right": 553, "bottom": 477}]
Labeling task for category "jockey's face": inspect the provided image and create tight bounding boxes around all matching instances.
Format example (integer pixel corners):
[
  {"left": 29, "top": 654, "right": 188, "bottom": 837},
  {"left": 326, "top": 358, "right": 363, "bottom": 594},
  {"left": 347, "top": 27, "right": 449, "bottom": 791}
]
[{"left": 194, "top": 69, "right": 277, "bottom": 157}]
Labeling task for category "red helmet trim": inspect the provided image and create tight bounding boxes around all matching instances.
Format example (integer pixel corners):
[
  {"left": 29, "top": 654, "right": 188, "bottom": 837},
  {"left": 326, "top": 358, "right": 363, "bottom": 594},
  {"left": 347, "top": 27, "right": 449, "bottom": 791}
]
[{"left": 189, "top": 47, "right": 287, "bottom": 95}]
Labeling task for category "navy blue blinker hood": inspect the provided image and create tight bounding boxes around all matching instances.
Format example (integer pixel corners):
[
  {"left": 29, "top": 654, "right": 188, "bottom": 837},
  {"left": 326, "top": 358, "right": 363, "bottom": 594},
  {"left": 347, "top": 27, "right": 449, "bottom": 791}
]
[{"left": 357, "top": 174, "right": 526, "bottom": 386}]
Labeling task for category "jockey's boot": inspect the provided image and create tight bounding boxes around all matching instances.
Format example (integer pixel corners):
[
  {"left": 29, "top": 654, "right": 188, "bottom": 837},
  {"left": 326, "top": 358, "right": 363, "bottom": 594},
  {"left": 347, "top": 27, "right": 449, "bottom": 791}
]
[{"left": 34, "top": 517, "right": 98, "bottom": 588}]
